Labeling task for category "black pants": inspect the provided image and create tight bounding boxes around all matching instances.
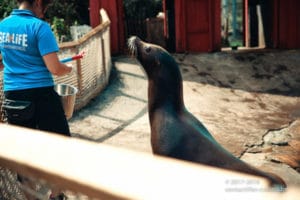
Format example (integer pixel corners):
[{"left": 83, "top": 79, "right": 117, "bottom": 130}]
[{"left": 4, "top": 86, "right": 70, "bottom": 137}]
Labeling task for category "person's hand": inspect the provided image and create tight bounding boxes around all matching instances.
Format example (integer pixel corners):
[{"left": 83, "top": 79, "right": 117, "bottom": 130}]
[{"left": 66, "top": 63, "right": 76, "bottom": 74}]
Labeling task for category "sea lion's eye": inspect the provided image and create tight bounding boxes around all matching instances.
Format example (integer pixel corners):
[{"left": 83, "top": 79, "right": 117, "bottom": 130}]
[{"left": 145, "top": 46, "right": 151, "bottom": 53}]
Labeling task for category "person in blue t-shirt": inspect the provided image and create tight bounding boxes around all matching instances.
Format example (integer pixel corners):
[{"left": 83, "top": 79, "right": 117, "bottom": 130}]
[
  {"left": 0, "top": 0, "right": 72, "bottom": 199},
  {"left": 0, "top": 0, "right": 72, "bottom": 131}
]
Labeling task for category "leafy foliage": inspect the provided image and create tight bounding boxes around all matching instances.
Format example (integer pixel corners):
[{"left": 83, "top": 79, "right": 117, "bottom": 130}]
[
  {"left": 0, "top": 0, "right": 89, "bottom": 42},
  {"left": 0, "top": 0, "right": 17, "bottom": 19},
  {"left": 46, "top": 0, "right": 78, "bottom": 42}
]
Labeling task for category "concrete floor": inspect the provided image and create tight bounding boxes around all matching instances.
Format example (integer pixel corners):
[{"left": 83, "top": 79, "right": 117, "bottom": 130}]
[{"left": 69, "top": 49, "right": 300, "bottom": 188}]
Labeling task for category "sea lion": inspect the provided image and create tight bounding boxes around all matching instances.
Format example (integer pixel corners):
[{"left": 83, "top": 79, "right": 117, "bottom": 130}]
[{"left": 128, "top": 36, "right": 286, "bottom": 189}]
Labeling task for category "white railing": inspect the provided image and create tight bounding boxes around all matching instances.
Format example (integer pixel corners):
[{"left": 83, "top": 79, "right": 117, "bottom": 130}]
[{"left": 1, "top": 124, "right": 297, "bottom": 200}]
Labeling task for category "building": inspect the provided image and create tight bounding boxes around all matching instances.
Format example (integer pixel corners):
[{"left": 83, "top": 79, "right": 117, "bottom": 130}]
[{"left": 89, "top": 0, "right": 300, "bottom": 54}]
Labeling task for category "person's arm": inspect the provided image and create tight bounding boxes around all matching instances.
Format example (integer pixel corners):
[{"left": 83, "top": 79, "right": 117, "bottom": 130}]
[
  {"left": 0, "top": 54, "right": 3, "bottom": 71},
  {"left": 43, "top": 52, "right": 72, "bottom": 76}
]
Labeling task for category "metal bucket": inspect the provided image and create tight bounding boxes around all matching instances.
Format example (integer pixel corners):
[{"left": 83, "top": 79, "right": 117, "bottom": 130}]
[{"left": 54, "top": 84, "right": 78, "bottom": 120}]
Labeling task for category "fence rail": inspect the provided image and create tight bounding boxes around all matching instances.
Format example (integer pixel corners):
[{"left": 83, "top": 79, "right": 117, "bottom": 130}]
[
  {"left": 1, "top": 123, "right": 298, "bottom": 200},
  {"left": 0, "top": 9, "right": 111, "bottom": 122}
]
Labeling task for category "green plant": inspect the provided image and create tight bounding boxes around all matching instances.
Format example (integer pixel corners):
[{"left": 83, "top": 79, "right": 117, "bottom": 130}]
[
  {"left": 51, "top": 17, "right": 68, "bottom": 42},
  {"left": 0, "top": 0, "right": 17, "bottom": 19},
  {"left": 229, "top": 40, "right": 242, "bottom": 47},
  {"left": 46, "top": 0, "right": 78, "bottom": 41},
  {"left": 0, "top": 0, "right": 89, "bottom": 42}
]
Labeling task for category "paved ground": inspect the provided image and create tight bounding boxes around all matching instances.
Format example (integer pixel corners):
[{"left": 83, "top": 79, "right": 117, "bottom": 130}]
[{"left": 69, "top": 49, "right": 300, "bottom": 187}]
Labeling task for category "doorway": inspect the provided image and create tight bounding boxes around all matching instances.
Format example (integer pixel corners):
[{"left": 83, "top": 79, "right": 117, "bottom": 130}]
[
  {"left": 123, "top": 0, "right": 163, "bottom": 46},
  {"left": 246, "top": 0, "right": 273, "bottom": 48},
  {"left": 221, "top": 0, "right": 273, "bottom": 50},
  {"left": 164, "top": 0, "right": 176, "bottom": 52},
  {"left": 122, "top": 0, "right": 177, "bottom": 52},
  {"left": 221, "top": 0, "right": 244, "bottom": 49}
]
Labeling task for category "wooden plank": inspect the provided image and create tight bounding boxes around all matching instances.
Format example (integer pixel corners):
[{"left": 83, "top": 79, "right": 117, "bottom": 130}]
[{"left": 0, "top": 124, "right": 296, "bottom": 199}]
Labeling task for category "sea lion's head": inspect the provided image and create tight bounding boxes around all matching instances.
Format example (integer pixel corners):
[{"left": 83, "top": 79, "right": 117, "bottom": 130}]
[{"left": 128, "top": 36, "right": 179, "bottom": 80}]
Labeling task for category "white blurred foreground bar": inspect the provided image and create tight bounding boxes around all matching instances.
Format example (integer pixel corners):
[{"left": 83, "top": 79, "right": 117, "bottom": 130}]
[{"left": 0, "top": 124, "right": 298, "bottom": 200}]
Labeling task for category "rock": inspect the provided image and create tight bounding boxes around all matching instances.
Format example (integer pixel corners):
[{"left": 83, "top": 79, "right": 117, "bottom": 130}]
[
  {"left": 263, "top": 128, "right": 291, "bottom": 145},
  {"left": 266, "top": 139, "right": 300, "bottom": 169},
  {"left": 241, "top": 152, "right": 300, "bottom": 186}
]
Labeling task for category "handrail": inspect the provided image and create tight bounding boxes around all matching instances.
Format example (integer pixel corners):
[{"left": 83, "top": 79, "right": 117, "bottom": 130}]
[
  {"left": 1, "top": 124, "right": 295, "bottom": 200},
  {"left": 59, "top": 20, "right": 111, "bottom": 49}
]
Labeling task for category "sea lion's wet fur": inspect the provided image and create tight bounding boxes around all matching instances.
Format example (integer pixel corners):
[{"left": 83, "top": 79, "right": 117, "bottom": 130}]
[{"left": 128, "top": 36, "right": 286, "bottom": 189}]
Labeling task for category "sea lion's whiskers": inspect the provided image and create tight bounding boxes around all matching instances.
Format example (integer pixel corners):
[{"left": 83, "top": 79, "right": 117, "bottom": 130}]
[{"left": 127, "top": 36, "right": 137, "bottom": 57}]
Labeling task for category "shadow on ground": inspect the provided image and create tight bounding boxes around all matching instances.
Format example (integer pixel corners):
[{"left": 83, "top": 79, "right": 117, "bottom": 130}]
[
  {"left": 70, "top": 57, "right": 149, "bottom": 145},
  {"left": 176, "top": 50, "right": 300, "bottom": 97},
  {"left": 69, "top": 50, "right": 300, "bottom": 187}
]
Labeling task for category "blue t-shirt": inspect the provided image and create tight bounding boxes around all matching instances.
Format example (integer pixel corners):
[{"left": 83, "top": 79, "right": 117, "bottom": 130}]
[{"left": 0, "top": 9, "right": 59, "bottom": 91}]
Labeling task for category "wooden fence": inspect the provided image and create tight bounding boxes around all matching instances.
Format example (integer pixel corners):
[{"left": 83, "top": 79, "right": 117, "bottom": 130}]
[{"left": 1, "top": 124, "right": 299, "bottom": 200}]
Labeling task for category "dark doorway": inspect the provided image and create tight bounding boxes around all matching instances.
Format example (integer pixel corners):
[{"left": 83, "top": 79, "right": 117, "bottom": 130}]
[
  {"left": 123, "top": 0, "right": 163, "bottom": 46},
  {"left": 164, "top": 0, "right": 176, "bottom": 52},
  {"left": 221, "top": 0, "right": 274, "bottom": 50},
  {"left": 76, "top": 1, "right": 90, "bottom": 25},
  {"left": 221, "top": 0, "right": 244, "bottom": 49},
  {"left": 247, "top": 0, "right": 273, "bottom": 48}
]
